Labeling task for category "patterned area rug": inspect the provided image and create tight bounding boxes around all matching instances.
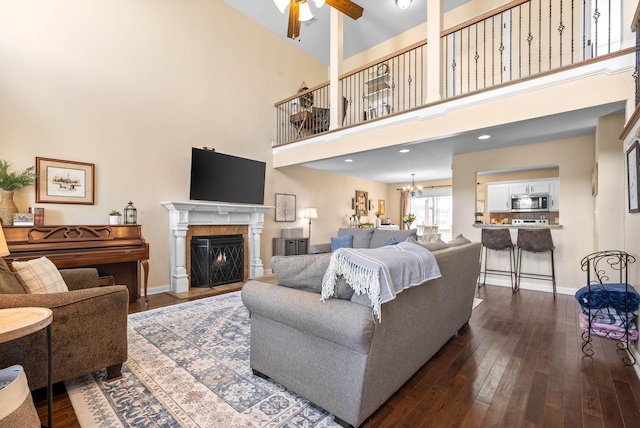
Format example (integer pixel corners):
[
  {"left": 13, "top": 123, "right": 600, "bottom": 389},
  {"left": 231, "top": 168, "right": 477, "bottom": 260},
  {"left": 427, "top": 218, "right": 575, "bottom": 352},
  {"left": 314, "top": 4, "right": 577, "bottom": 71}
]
[{"left": 65, "top": 292, "right": 340, "bottom": 427}]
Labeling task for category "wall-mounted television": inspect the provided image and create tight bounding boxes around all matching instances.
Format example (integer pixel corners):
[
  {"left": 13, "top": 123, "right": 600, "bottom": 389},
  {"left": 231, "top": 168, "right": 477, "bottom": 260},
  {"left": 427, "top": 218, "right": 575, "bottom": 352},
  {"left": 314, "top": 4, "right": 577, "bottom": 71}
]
[{"left": 189, "top": 148, "right": 266, "bottom": 205}]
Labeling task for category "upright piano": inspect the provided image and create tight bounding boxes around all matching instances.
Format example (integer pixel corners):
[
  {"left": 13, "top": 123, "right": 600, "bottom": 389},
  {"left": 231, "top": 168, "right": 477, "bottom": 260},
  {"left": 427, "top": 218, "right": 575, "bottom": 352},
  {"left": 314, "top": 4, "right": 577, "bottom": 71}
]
[{"left": 3, "top": 224, "right": 149, "bottom": 303}]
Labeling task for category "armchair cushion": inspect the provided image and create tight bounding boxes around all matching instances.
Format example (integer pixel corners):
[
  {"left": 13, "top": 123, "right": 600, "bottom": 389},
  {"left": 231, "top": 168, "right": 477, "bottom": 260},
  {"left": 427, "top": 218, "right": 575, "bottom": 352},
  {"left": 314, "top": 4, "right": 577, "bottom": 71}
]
[
  {"left": 0, "top": 259, "right": 27, "bottom": 294},
  {"left": 11, "top": 257, "right": 69, "bottom": 294}
]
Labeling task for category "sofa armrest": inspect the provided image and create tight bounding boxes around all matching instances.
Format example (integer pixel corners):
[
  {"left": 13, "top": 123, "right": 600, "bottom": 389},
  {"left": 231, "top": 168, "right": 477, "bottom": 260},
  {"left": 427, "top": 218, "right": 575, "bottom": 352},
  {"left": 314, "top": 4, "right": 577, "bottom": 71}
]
[
  {"left": 242, "top": 280, "right": 374, "bottom": 354},
  {"left": 308, "top": 243, "right": 331, "bottom": 254},
  {"left": 59, "top": 268, "right": 100, "bottom": 291},
  {"left": 0, "top": 285, "right": 129, "bottom": 389}
]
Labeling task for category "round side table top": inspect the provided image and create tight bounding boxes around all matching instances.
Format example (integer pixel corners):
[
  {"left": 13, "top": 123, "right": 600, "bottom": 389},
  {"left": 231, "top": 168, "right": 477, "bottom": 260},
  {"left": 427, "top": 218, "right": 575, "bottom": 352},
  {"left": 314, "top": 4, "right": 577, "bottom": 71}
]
[{"left": 0, "top": 307, "right": 53, "bottom": 344}]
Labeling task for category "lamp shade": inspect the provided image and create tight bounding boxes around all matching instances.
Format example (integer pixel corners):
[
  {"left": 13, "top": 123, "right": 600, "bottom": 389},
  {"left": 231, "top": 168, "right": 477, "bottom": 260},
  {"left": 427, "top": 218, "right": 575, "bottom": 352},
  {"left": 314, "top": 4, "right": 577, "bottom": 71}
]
[
  {"left": 0, "top": 225, "right": 9, "bottom": 257},
  {"left": 314, "top": 0, "right": 326, "bottom": 7},
  {"left": 298, "top": 1, "right": 314, "bottom": 21},
  {"left": 274, "top": 0, "right": 289, "bottom": 14},
  {"left": 305, "top": 207, "right": 318, "bottom": 220}
]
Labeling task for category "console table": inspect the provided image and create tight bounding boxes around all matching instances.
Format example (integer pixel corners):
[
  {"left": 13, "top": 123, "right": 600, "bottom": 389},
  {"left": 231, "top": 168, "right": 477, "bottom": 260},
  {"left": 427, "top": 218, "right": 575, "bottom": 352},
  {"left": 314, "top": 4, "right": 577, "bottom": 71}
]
[{"left": 273, "top": 237, "right": 309, "bottom": 256}]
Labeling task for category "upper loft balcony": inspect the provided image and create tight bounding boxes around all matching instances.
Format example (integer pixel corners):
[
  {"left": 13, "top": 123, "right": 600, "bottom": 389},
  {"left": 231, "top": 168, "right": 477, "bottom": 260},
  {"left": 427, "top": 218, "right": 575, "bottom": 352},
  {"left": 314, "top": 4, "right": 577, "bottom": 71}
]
[{"left": 273, "top": 0, "right": 638, "bottom": 171}]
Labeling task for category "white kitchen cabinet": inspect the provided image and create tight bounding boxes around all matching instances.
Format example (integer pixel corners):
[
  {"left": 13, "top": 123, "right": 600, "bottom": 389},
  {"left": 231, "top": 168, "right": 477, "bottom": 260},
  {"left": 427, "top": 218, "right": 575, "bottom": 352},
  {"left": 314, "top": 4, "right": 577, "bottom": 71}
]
[
  {"left": 549, "top": 179, "right": 560, "bottom": 211},
  {"left": 487, "top": 184, "right": 511, "bottom": 212},
  {"left": 509, "top": 180, "right": 551, "bottom": 195}
]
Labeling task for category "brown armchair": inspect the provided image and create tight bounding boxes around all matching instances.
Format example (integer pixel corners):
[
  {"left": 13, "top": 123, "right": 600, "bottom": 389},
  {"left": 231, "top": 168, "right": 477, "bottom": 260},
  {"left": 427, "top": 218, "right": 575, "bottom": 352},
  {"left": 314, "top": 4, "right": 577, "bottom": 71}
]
[{"left": 0, "top": 259, "right": 128, "bottom": 390}]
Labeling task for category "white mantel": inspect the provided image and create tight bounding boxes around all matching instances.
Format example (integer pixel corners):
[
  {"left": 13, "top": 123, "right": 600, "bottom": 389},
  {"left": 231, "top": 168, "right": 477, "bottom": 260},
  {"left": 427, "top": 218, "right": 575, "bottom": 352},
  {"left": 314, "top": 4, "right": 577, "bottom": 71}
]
[{"left": 162, "top": 201, "right": 273, "bottom": 293}]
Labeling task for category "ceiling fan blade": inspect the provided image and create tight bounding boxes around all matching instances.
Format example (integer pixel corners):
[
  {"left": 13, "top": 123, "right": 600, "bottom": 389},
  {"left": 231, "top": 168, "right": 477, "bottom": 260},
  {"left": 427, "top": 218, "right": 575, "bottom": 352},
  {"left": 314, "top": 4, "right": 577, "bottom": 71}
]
[
  {"left": 287, "top": 1, "right": 301, "bottom": 39},
  {"left": 326, "top": 0, "right": 363, "bottom": 20}
]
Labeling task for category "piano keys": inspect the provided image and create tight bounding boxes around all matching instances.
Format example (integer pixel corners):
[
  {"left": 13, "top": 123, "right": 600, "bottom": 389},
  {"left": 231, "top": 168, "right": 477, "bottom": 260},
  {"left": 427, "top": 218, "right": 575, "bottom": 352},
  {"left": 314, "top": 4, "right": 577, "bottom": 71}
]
[{"left": 3, "top": 225, "right": 149, "bottom": 303}]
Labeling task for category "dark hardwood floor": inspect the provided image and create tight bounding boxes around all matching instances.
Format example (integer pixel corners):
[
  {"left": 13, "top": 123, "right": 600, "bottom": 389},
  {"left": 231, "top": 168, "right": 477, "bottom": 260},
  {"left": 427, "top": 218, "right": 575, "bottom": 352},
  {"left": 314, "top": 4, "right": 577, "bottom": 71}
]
[{"left": 34, "top": 284, "right": 640, "bottom": 427}]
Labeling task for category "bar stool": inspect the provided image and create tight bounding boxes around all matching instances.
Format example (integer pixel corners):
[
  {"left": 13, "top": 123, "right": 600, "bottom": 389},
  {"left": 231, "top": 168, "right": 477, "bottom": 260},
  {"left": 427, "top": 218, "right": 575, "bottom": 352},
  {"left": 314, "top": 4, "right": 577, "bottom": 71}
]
[
  {"left": 516, "top": 228, "right": 556, "bottom": 297},
  {"left": 478, "top": 228, "right": 517, "bottom": 292}
]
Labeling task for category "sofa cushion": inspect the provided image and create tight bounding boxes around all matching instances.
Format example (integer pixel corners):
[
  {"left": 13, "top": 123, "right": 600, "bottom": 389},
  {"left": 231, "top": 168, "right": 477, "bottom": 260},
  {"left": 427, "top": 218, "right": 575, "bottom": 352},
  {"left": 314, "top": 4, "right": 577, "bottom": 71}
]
[
  {"left": 0, "top": 259, "right": 27, "bottom": 294},
  {"left": 12, "top": 257, "right": 69, "bottom": 294},
  {"left": 447, "top": 234, "right": 472, "bottom": 247},
  {"left": 331, "top": 235, "right": 352, "bottom": 252},
  {"left": 271, "top": 254, "right": 354, "bottom": 299},
  {"left": 369, "top": 229, "right": 417, "bottom": 248},
  {"left": 338, "top": 228, "right": 374, "bottom": 248}
]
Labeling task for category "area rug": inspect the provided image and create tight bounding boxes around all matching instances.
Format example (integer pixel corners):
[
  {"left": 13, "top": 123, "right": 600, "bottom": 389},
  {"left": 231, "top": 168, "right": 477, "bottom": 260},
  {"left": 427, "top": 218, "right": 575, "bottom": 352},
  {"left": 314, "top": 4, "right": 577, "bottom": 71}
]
[{"left": 65, "top": 291, "right": 341, "bottom": 427}]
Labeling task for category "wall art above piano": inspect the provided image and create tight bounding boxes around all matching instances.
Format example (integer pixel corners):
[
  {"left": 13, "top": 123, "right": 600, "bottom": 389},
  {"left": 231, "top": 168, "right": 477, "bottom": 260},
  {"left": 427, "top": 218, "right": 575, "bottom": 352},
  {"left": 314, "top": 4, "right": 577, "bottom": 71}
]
[{"left": 35, "top": 157, "right": 95, "bottom": 204}]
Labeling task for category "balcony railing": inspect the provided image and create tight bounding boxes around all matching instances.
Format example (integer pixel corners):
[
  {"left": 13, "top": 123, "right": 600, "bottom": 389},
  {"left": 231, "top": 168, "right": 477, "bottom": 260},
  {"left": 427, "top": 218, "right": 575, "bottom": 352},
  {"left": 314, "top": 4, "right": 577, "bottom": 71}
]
[{"left": 274, "top": 0, "right": 626, "bottom": 147}]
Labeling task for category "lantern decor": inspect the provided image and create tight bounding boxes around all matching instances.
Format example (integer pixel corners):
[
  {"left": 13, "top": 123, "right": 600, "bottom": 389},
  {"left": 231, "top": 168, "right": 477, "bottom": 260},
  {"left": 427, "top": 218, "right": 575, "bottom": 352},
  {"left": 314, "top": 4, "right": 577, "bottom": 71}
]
[{"left": 123, "top": 201, "right": 137, "bottom": 225}]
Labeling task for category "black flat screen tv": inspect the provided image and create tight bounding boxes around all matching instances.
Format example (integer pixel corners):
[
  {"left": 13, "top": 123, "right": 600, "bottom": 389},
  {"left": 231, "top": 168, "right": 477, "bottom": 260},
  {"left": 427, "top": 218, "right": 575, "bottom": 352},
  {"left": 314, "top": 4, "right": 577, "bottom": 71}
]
[{"left": 189, "top": 148, "right": 266, "bottom": 205}]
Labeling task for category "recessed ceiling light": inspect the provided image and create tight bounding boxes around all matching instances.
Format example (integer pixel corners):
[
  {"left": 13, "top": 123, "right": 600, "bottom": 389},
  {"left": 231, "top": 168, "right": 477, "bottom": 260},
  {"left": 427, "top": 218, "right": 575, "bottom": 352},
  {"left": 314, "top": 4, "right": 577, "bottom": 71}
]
[
  {"left": 399, "top": 149, "right": 410, "bottom": 153},
  {"left": 478, "top": 134, "right": 491, "bottom": 140},
  {"left": 345, "top": 159, "right": 353, "bottom": 162}
]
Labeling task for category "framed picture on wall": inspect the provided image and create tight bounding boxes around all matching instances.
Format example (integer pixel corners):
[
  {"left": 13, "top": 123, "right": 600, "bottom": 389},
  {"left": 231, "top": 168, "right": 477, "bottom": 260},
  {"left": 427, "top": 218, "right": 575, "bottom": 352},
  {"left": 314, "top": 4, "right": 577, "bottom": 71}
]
[
  {"left": 627, "top": 141, "right": 640, "bottom": 213},
  {"left": 355, "top": 190, "right": 368, "bottom": 216},
  {"left": 35, "top": 157, "right": 95, "bottom": 204},
  {"left": 275, "top": 193, "right": 296, "bottom": 221}
]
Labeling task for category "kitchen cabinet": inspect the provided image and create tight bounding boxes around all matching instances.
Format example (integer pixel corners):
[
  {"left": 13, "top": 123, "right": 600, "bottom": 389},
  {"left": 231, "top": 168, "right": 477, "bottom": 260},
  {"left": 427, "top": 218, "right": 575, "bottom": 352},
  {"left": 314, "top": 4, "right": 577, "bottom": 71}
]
[
  {"left": 550, "top": 179, "right": 560, "bottom": 211},
  {"left": 487, "top": 184, "right": 511, "bottom": 212},
  {"left": 509, "top": 180, "right": 551, "bottom": 195}
]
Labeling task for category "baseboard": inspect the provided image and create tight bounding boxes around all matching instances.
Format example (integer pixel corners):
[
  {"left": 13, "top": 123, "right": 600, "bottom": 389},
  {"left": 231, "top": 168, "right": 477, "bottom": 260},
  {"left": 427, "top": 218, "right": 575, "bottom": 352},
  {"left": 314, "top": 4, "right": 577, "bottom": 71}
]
[
  {"left": 481, "top": 277, "right": 574, "bottom": 296},
  {"left": 147, "top": 284, "right": 171, "bottom": 295}
]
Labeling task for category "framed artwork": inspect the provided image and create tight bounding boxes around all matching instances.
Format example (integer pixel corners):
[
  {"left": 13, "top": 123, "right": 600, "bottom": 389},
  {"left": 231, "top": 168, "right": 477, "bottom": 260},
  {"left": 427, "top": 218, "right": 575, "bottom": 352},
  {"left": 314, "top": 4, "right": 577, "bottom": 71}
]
[
  {"left": 627, "top": 141, "right": 640, "bottom": 213},
  {"left": 355, "top": 190, "right": 368, "bottom": 216},
  {"left": 36, "top": 157, "right": 95, "bottom": 204},
  {"left": 378, "top": 199, "right": 385, "bottom": 215},
  {"left": 275, "top": 193, "right": 296, "bottom": 221}
]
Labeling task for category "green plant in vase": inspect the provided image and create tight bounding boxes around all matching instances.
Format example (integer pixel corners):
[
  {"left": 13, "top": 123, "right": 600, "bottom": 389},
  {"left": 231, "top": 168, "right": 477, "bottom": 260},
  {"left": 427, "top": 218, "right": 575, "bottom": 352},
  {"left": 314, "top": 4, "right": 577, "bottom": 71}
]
[{"left": 0, "top": 160, "right": 36, "bottom": 226}]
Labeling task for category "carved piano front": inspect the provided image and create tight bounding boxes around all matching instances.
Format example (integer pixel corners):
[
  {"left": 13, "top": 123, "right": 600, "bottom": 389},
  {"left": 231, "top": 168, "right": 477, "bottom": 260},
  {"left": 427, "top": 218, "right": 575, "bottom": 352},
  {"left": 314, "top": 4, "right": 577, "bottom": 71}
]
[{"left": 3, "top": 225, "right": 149, "bottom": 303}]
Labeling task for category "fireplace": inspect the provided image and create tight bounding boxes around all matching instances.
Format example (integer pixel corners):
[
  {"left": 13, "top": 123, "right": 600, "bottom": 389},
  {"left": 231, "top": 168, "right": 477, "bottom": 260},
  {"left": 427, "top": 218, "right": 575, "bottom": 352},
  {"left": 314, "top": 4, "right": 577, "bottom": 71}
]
[
  {"left": 162, "top": 201, "right": 273, "bottom": 294},
  {"left": 190, "top": 234, "right": 244, "bottom": 287}
]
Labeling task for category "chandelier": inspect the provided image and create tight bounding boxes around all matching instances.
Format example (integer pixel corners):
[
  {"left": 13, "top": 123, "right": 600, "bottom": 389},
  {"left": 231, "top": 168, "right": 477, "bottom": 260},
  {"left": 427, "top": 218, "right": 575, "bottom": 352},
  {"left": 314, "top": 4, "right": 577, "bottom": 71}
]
[{"left": 403, "top": 174, "right": 423, "bottom": 197}]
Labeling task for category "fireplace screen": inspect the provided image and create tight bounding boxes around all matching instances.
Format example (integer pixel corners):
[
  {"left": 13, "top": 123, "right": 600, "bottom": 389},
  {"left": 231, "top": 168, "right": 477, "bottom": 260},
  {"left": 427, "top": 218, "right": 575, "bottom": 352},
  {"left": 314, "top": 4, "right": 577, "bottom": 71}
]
[{"left": 190, "top": 234, "right": 244, "bottom": 287}]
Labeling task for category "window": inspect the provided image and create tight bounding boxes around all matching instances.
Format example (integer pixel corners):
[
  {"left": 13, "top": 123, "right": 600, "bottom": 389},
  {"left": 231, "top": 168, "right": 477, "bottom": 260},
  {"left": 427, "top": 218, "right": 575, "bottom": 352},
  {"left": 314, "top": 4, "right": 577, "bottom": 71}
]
[{"left": 409, "top": 187, "right": 453, "bottom": 242}]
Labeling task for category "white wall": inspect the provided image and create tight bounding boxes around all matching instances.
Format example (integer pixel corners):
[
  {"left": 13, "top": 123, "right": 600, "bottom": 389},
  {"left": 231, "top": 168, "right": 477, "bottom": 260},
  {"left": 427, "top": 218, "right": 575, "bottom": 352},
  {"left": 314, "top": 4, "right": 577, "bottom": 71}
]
[
  {"left": 0, "top": 0, "right": 327, "bottom": 292},
  {"left": 454, "top": 135, "right": 596, "bottom": 293}
]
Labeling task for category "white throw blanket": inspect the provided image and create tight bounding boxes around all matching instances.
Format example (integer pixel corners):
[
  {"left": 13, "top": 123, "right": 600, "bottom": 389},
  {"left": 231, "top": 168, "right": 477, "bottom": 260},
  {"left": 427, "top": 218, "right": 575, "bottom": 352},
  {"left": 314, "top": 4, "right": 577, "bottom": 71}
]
[{"left": 321, "top": 242, "right": 442, "bottom": 321}]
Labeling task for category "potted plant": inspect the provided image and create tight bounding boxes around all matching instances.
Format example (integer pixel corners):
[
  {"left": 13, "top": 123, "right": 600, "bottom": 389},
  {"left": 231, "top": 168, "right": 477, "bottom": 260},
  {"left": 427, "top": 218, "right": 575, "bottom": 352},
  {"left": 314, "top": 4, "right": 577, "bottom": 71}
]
[
  {"left": 0, "top": 160, "right": 36, "bottom": 226},
  {"left": 402, "top": 213, "right": 417, "bottom": 230},
  {"left": 109, "top": 210, "right": 122, "bottom": 225}
]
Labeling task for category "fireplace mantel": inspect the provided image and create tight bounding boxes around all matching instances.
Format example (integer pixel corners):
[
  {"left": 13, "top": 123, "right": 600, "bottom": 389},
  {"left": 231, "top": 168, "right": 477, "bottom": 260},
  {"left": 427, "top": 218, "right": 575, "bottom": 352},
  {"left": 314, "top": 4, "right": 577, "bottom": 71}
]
[{"left": 162, "top": 201, "right": 273, "bottom": 293}]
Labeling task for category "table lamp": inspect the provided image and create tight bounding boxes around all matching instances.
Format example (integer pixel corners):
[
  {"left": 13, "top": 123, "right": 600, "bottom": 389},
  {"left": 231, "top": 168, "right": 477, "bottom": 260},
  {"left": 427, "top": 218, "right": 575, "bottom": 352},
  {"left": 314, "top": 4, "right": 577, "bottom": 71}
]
[
  {"left": 304, "top": 207, "right": 318, "bottom": 244},
  {"left": 0, "top": 225, "right": 9, "bottom": 257}
]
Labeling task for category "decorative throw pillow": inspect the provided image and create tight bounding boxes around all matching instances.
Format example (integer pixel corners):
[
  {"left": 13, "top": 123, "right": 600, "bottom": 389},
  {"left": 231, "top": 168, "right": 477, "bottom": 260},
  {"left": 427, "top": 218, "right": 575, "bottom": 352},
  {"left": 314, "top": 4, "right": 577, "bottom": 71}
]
[
  {"left": 12, "top": 257, "right": 69, "bottom": 294},
  {"left": 447, "top": 234, "right": 472, "bottom": 247},
  {"left": 384, "top": 237, "right": 398, "bottom": 246},
  {"left": 406, "top": 236, "right": 449, "bottom": 252},
  {"left": 331, "top": 234, "right": 353, "bottom": 252}
]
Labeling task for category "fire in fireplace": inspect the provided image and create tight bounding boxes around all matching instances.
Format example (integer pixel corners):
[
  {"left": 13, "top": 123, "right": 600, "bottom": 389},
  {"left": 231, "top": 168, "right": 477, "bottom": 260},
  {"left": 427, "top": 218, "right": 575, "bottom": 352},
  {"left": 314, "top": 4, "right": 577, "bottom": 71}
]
[{"left": 190, "top": 234, "right": 244, "bottom": 287}]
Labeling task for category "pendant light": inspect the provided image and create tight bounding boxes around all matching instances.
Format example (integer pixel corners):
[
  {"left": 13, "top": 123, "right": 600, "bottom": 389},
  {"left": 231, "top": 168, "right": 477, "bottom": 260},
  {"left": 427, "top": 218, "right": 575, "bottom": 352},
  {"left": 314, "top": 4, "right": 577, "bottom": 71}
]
[{"left": 396, "top": 0, "right": 412, "bottom": 10}]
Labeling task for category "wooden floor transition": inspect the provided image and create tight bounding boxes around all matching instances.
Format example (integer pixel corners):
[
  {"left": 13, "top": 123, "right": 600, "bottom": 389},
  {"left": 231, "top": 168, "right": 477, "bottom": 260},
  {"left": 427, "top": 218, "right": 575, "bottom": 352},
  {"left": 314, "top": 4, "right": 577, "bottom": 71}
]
[{"left": 34, "top": 283, "right": 640, "bottom": 427}]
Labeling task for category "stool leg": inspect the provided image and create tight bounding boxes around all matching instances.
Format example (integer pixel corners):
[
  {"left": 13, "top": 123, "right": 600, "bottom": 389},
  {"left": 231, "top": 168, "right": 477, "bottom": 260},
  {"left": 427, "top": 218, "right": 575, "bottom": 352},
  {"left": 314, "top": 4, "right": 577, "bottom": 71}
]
[
  {"left": 515, "top": 247, "right": 522, "bottom": 292},
  {"left": 550, "top": 249, "right": 556, "bottom": 298},
  {"left": 477, "top": 246, "right": 486, "bottom": 289},
  {"left": 510, "top": 247, "right": 518, "bottom": 293}
]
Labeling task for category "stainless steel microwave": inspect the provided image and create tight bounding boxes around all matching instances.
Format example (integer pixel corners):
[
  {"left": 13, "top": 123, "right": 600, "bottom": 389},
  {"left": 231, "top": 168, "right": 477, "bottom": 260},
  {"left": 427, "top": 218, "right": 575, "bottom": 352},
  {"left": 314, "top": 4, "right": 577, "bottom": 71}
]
[{"left": 510, "top": 194, "right": 549, "bottom": 212}]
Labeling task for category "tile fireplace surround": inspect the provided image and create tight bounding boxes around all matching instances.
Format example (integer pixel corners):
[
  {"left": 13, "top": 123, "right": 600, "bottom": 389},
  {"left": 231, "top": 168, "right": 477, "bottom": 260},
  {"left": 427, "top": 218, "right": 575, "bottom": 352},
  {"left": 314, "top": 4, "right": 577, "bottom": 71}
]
[{"left": 162, "top": 201, "right": 273, "bottom": 293}]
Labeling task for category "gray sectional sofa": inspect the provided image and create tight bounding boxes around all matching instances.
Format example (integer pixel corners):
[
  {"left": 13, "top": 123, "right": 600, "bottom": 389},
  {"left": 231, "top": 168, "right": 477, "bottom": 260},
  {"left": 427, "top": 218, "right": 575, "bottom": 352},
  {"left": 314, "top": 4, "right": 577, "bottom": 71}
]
[
  {"left": 308, "top": 227, "right": 417, "bottom": 254},
  {"left": 241, "top": 239, "right": 481, "bottom": 428}
]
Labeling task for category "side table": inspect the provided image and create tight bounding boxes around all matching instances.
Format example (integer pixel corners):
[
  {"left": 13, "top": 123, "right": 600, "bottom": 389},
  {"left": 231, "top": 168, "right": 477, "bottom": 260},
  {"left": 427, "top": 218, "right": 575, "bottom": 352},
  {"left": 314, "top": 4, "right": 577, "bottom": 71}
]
[{"left": 0, "top": 307, "right": 53, "bottom": 427}]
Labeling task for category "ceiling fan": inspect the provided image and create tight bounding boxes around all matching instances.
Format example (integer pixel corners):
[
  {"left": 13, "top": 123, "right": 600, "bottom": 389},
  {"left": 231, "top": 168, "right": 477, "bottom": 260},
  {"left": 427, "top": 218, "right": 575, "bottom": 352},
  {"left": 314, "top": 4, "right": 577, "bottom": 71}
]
[{"left": 273, "top": 0, "right": 364, "bottom": 40}]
